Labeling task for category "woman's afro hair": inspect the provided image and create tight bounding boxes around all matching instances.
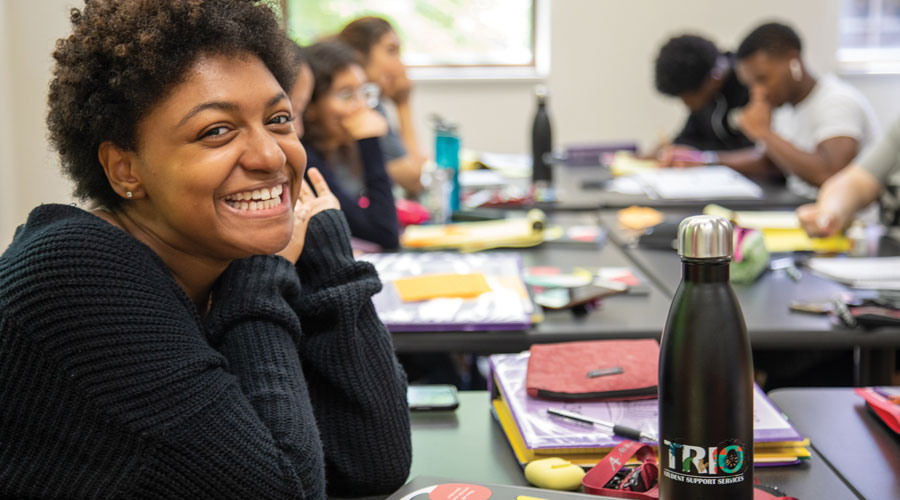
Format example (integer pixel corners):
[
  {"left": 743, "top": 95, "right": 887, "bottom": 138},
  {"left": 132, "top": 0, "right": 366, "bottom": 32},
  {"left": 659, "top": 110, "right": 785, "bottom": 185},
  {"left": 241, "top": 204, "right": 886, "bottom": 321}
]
[{"left": 47, "top": 0, "right": 296, "bottom": 209}]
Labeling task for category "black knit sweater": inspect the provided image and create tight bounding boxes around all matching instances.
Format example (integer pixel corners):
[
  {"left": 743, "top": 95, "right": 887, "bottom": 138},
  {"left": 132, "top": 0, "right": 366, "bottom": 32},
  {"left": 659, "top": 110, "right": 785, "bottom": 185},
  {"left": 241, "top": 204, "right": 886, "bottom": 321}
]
[{"left": 0, "top": 205, "right": 411, "bottom": 499}]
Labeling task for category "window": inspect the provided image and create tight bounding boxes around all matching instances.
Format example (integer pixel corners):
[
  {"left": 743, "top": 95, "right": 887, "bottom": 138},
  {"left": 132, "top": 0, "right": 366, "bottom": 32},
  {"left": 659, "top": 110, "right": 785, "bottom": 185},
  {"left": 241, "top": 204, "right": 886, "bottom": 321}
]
[
  {"left": 839, "top": 0, "right": 900, "bottom": 73},
  {"left": 283, "top": 0, "right": 548, "bottom": 79}
]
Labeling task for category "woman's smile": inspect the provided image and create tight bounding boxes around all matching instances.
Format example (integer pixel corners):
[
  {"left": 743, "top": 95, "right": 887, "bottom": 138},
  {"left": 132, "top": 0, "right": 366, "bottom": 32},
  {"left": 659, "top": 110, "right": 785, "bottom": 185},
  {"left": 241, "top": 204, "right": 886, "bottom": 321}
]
[{"left": 221, "top": 181, "right": 291, "bottom": 217}]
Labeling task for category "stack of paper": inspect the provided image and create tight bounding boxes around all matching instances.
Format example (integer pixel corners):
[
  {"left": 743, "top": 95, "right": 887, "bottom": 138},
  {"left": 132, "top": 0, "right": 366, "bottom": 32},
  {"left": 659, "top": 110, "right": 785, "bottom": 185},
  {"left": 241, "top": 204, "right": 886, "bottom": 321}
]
[
  {"left": 631, "top": 166, "right": 763, "bottom": 200},
  {"left": 807, "top": 256, "right": 900, "bottom": 290},
  {"left": 360, "top": 252, "right": 532, "bottom": 332},
  {"left": 489, "top": 352, "right": 810, "bottom": 468}
]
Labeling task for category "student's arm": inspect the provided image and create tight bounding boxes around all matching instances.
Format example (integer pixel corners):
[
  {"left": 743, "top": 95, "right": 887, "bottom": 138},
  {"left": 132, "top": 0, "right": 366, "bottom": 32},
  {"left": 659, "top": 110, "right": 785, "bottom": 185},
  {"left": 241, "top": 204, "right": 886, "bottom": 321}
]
[
  {"left": 796, "top": 165, "right": 882, "bottom": 237},
  {"left": 386, "top": 75, "right": 426, "bottom": 195},
  {"left": 386, "top": 155, "right": 425, "bottom": 195},
  {"left": 755, "top": 132, "right": 859, "bottom": 186},
  {"left": 9, "top": 225, "right": 329, "bottom": 498},
  {"left": 294, "top": 209, "right": 411, "bottom": 496},
  {"left": 796, "top": 118, "right": 900, "bottom": 236},
  {"left": 715, "top": 147, "right": 783, "bottom": 180},
  {"left": 739, "top": 85, "right": 864, "bottom": 186},
  {"left": 391, "top": 71, "right": 425, "bottom": 162},
  {"left": 356, "top": 137, "right": 400, "bottom": 248}
]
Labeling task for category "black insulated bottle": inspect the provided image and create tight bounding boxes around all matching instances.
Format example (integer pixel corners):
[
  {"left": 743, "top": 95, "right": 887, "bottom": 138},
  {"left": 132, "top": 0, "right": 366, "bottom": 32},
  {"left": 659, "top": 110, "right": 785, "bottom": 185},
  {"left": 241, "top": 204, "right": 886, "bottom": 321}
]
[
  {"left": 658, "top": 215, "right": 754, "bottom": 500},
  {"left": 531, "top": 85, "right": 553, "bottom": 185}
]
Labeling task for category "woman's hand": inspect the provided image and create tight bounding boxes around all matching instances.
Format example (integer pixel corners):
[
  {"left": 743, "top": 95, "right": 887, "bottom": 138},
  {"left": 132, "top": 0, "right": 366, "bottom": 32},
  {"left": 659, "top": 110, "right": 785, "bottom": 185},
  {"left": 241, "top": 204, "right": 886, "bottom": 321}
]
[
  {"left": 387, "top": 68, "right": 412, "bottom": 105},
  {"left": 342, "top": 108, "right": 388, "bottom": 140},
  {"left": 657, "top": 145, "right": 707, "bottom": 167},
  {"left": 277, "top": 168, "right": 341, "bottom": 263},
  {"left": 796, "top": 203, "right": 845, "bottom": 238}
]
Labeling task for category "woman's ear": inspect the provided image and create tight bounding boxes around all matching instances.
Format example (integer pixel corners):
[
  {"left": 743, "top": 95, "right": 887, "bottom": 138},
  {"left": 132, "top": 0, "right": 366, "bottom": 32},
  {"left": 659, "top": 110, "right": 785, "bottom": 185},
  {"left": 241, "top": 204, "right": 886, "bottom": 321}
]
[{"left": 98, "top": 141, "right": 144, "bottom": 200}]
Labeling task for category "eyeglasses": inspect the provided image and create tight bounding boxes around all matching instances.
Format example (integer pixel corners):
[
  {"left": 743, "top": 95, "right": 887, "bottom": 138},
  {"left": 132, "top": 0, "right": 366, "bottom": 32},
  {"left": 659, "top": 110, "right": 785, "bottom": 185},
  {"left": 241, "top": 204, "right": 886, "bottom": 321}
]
[{"left": 331, "top": 82, "right": 380, "bottom": 109}]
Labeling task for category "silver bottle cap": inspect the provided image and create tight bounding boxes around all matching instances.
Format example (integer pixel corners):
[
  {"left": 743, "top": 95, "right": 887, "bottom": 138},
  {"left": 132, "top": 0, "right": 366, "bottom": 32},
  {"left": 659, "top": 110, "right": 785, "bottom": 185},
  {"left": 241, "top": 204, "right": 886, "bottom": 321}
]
[{"left": 677, "top": 215, "right": 733, "bottom": 259}]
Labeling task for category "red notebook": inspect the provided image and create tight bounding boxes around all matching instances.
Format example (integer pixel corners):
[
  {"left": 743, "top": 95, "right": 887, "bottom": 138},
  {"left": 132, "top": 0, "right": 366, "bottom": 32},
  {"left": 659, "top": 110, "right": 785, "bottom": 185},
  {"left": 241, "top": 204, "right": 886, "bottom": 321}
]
[
  {"left": 855, "top": 387, "right": 900, "bottom": 434},
  {"left": 526, "top": 339, "right": 659, "bottom": 401}
]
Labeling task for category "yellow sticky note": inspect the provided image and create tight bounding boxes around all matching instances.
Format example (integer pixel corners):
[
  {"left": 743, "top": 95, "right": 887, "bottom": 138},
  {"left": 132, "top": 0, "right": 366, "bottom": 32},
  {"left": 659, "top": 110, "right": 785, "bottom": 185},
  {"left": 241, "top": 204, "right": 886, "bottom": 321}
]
[
  {"left": 393, "top": 273, "right": 491, "bottom": 302},
  {"left": 761, "top": 228, "right": 850, "bottom": 253}
]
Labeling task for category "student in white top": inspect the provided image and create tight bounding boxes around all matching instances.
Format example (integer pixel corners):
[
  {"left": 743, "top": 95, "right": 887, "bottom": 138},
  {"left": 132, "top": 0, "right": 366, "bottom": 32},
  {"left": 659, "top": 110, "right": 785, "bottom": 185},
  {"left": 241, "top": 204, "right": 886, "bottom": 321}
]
[{"left": 715, "top": 22, "right": 880, "bottom": 196}]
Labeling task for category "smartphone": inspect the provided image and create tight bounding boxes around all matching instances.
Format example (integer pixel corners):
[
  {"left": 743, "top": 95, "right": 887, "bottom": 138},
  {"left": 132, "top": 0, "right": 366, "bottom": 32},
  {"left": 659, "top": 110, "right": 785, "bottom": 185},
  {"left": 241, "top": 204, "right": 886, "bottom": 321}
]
[
  {"left": 407, "top": 384, "right": 459, "bottom": 411},
  {"left": 534, "top": 282, "right": 627, "bottom": 311}
]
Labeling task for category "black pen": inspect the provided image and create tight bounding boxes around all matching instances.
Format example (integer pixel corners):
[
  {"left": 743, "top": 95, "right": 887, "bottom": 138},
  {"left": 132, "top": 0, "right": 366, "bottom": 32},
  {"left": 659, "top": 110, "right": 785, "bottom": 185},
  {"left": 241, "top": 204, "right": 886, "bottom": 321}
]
[{"left": 547, "top": 408, "right": 657, "bottom": 442}]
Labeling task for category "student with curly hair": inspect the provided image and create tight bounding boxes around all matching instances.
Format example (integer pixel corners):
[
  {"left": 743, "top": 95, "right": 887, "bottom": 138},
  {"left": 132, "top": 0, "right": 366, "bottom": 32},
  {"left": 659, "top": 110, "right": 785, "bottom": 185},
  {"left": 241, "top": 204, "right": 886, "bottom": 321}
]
[
  {"left": 0, "top": 1, "right": 411, "bottom": 498},
  {"left": 302, "top": 39, "right": 400, "bottom": 250},
  {"left": 339, "top": 16, "right": 425, "bottom": 196},
  {"left": 653, "top": 34, "right": 754, "bottom": 164}
]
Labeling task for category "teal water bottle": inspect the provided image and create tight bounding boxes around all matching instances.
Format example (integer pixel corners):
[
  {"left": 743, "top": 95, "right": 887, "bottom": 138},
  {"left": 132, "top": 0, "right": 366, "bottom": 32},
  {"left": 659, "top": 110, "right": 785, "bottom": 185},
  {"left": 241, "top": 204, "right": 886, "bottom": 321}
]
[{"left": 434, "top": 116, "right": 461, "bottom": 220}]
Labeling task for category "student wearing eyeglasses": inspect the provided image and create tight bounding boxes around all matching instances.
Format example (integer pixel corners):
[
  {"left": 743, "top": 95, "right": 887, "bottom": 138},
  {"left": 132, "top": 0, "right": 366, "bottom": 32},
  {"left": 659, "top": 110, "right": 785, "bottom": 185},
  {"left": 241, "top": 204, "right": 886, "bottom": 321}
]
[{"left": 302, "top": 40, "right": 399, "bottom": 249}]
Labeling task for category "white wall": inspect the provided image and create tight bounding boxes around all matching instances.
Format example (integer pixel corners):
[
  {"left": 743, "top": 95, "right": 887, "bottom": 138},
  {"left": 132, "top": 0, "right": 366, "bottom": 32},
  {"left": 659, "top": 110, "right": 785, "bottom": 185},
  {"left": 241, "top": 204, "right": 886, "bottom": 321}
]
[
  {"left": 2, "top": 0, "right": 899, "bottom": 246},
  {"left": 0, "top": 2, "right": 16, "bottom": 247},
  {"left": 1, "top": 0, "right": 76, "bottom": 247},
  {"left": 411, "top": 0, "right": 897, "bottom": 154}
]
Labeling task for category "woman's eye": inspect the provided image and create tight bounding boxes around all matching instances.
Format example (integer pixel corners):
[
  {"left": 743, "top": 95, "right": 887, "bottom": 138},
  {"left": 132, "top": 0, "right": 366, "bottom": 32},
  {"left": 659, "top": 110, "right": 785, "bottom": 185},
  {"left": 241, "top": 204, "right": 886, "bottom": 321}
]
[
  {"left": 269, "top": 114, "right": 291, "bottom": 125},
  {"left": 201, "top": 126, "right": 229, "bottom": 139}
]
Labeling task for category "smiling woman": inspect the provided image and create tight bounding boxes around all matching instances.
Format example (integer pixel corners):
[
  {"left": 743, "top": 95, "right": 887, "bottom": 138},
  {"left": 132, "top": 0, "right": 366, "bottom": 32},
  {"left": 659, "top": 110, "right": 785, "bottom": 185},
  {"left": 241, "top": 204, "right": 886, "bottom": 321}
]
[{"left": 0, "top": 1, "right": 410, "bottom": 498}]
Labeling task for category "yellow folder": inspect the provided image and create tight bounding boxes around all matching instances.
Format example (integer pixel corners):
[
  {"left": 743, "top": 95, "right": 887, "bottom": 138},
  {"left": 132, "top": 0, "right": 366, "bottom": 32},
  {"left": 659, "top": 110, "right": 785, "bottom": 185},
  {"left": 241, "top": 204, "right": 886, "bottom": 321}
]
[{"left": 393, "top": 273, "right": 491, "bottom": 302}]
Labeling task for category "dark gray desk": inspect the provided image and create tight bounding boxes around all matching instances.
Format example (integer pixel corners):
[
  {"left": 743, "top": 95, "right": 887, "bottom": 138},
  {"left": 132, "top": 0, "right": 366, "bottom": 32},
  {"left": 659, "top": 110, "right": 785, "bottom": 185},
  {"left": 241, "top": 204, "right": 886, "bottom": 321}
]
[
  {"left": 409, "top": 391, "right": 860, "bottom": 499},
  {"left": 770, "top": 388, "right": 900, "bottom": 500},
  {"left": 391, "top": 239, "right": 672, "bottom": 354},
  {"left": 550, "top": 165, "right": 812, "bottom": 211},
  {"left": 598, "top": 211, "right": 900, "bottom": 385}
]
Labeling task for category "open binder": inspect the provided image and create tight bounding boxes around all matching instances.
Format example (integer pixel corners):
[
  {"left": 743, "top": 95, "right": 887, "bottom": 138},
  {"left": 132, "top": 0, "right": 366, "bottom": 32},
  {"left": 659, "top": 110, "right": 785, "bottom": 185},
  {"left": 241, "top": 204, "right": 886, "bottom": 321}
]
[
  {"left": 359, "top": 252, "right": 532, "bottom": 332},
  {"left": 490, "top": 351, "right": 810, "bottom": 468}
]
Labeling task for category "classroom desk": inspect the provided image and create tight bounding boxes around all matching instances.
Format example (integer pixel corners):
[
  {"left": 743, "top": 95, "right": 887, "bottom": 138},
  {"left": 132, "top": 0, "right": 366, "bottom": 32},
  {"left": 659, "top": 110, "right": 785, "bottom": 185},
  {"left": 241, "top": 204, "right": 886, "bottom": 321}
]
[
  {"left": 408, "top": 391, "right": 860, "bottom": 499},
  {"left": 598, "top": 210, "right": 900, "bottom": 385},
  {"left": 550, "top": 165, "right": 812, "bottom": 211},
  {"left": 390, "top": 238, "right": 673, "bottom": 354},
  {"left": 770, "top": 388, "right": 900, "bottom": 500}
]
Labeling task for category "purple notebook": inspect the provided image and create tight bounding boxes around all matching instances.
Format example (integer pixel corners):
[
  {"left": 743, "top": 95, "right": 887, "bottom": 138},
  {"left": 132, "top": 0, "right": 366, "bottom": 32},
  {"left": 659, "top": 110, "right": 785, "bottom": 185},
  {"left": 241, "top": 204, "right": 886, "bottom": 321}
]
[
  {"left": 359, "top": 252, "right": 532, "bottom": 332},
  {"left": 490, "top": 352, "right": 804, "bottom": 452}
]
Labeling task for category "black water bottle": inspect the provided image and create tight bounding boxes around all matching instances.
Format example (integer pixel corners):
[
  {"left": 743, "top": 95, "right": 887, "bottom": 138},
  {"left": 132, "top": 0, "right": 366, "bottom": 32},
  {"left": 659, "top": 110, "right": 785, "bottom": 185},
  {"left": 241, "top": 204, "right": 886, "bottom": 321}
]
[
  {"left": 658, "top": 216, "right": 754, "bottom": 500},
  {"left": 531, "top": 85, "right": 553, "bottom": 185}
]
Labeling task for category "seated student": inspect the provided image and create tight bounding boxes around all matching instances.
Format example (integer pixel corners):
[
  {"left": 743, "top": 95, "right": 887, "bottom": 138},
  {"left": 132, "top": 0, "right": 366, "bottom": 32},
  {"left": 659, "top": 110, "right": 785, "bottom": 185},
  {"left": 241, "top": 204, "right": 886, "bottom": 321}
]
[
  {"left": 0, "top": 1, "right": 411, "bottom": 497},
  {"left": 798, "top": 116, "right": 900, "bottom": 237},
  {"left": 288, "top": 42, "right": 314, "bottom": 141},
  {"left": 303, "top": 40, "right": 400, "bottom": 250},
  {"left": 653, "top": 34, "right": 754, "bottom": 162},
  {"left": 731, "top": 21, "right": 880, "bottom": 196},
  {"left": 339, "top": 16, "right": 426, "bottom": 196}
]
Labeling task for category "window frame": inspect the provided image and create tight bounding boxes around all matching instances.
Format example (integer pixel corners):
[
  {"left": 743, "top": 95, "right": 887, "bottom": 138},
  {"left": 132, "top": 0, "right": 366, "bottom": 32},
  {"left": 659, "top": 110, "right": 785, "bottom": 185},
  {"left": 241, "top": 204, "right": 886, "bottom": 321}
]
[
  {"left": 281, "top": 0, "right": 550, "bottom": 82},
  {"left": 838, "top": 0, "right": 900, "bottom": 75}
]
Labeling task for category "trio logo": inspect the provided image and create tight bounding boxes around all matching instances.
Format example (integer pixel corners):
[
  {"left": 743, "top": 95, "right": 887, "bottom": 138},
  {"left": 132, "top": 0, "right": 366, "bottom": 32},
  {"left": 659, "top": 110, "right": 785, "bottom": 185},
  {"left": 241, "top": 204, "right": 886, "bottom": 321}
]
[{"left": 663, "top": 439, "right": 747, "bottom": 475}]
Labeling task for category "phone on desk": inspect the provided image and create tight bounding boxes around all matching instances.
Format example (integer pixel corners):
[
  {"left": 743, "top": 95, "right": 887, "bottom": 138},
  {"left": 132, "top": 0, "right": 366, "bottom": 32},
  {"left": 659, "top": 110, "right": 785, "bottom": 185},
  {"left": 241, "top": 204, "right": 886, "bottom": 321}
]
[
  {"left": 407, "top": 384, "right": 459, "bottom": 411},
  {"left": 534, "top": 282, "right": 627, "bottom": 311}
]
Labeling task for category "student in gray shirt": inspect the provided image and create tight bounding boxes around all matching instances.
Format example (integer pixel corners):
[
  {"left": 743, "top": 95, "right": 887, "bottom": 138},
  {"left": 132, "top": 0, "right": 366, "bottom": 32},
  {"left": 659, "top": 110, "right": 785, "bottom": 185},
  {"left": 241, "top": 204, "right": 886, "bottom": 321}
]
[
  {"left": 798, "top": 116, "right": 900, "bottom": 236},
  {"left": 340, "top": 16, "right": 426, "bottom": 197}
]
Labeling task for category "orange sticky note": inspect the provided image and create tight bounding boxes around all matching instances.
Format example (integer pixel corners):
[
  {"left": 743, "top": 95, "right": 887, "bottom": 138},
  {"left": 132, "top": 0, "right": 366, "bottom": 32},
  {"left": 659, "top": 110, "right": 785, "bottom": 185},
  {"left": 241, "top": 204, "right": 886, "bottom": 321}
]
[{"left": 394, "top": 273, "right": 491, "bottom": 302}]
